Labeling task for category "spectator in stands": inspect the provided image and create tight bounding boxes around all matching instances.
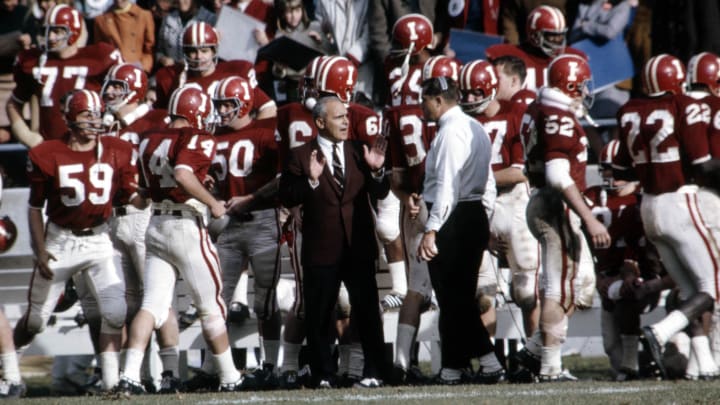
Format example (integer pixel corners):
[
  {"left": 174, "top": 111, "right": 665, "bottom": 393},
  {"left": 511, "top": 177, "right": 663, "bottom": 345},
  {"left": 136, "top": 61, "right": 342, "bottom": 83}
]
[
  {"left": 94, "top": 0, "right": 156, "bottom": 73},
  {"left": 73, "top": 0, "right": 114, "bottom": 42},
  {"left": 0, "top": 0, "right": 30, "bottom": 143},
  {"left": 314, "top": 0, "right": 372, "bottom": 99},
  {"left": 155, "top": 0, "right": 216, "bottom": 67}
]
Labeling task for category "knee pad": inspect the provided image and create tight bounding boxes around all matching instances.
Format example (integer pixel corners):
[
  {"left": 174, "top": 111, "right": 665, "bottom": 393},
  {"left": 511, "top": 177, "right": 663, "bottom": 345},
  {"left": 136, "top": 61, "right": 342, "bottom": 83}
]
[
  {"left": 541, "top": 315, "right": 568, "bottom": 343},
  {"left": 573, "top": 266, "right": 596, "bottom": 310},
  {"left": 511, "top": 270, "right": 538, "bottom": 311},
  {"left": 200, "top": 314, "right": 227, "bottom": 340},
  {"left": 101, "top": 305, "right": 127, "bottom": 331},
  {"left": 143, "top": 306, "right": 170, "bottom": 330},
  {"left": 100, "top": 319, "right": 122, "bottom": 335},
  {"left": 375, "top": 212, "right": 400, "bottom": 244}
]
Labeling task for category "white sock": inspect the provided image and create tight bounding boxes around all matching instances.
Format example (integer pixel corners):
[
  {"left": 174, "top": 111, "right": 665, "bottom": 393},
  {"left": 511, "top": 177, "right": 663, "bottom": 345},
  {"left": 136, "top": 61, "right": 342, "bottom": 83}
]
[
  {"left": 687, "top": 344, "right": 699, "bottom": 378},
  {"left": 395, "top": 324, "right": 416, "bottom": 370},
  {"left": 158, "top": 346, "right": 180, "bottom": 376},
  {"left": 440, "top": 367, "right": 461, "bottom": 381},
  {"left": 479, "top": 352, "right": 503, "bottom": 373},
  {"left": 0, "top": 352, "right": 21, "bottom": 383},
  {"left": 692, "top": 335, "right": 719, "bottom": 375},
  {"left": 100, "top": 351, "right": 120, "bottom": 390},
  {"left": 264, "top": 340, "right": 280, "bottom": 368},
  {"left": 619, "top": 335, "right": 639, "bottom": 372},
  {"left": 387, "top": 261, "right": 407, "bottom": 296},
  {"left": 200, "top": 352, "right": 217, "bottom": 374},
  {"left": 281, "top": 342, "right": 301, "bottom": 372},
  {"left": 122, "top": 348, "right": 145, "bottom": 382},
  {"left": 232, "top": 272, "right": 249, "bottom": 305},
  {"left": 654, "top": 310, "right": 689, "bottom": 345},
  {"left": 525, "top": 329, "right": 543, "bottom": 357},
  {"left": 213, "top": 348, "right": 241, "bottom": 384},
  {"left": 337, "top": 345, "right": 350, "bottom": 375},
  {"left": 540, "top": 345, "right": 562, "bottom": 376},
  {"left": 348, "top": 343, "right": 364, "bottom": 379}
]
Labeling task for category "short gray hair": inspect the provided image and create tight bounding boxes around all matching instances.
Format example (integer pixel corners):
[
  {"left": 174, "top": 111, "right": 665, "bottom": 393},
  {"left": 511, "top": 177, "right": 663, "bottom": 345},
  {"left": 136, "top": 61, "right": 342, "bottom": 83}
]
[{"left": 312, "top": 95, "right": 341, "bottom": 121}]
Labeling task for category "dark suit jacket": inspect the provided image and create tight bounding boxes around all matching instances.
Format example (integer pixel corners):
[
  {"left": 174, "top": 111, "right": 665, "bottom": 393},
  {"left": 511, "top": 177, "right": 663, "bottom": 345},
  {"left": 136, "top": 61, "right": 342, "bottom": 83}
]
[{"left": 280, "top": 138, "right": 390, "bottom": 267}]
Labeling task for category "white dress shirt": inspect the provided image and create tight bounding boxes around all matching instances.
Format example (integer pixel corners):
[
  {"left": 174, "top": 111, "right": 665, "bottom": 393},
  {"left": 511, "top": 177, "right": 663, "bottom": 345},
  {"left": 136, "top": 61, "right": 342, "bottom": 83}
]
[
  {"left": 423, "top": 105, "right": 492, "bottom": 232},
  {"left": 309, "top": 135, "right": 345, "bottom": 188}
]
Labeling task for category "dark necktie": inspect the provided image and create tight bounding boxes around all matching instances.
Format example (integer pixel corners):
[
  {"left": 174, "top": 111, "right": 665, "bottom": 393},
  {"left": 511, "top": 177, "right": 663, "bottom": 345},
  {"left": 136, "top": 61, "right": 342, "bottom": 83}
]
[{"left": 332, "top": 143, "right": 344, "bottom": 189}]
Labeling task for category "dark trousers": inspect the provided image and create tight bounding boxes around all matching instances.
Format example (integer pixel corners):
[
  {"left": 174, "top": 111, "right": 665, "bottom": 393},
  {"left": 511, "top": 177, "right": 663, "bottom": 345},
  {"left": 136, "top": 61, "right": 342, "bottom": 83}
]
[
  {"left": 303, "top": 254, "right": 387, "bottom": 383},
  {"left": 427, "top": 200, "right": 494, "bottom": 369}
]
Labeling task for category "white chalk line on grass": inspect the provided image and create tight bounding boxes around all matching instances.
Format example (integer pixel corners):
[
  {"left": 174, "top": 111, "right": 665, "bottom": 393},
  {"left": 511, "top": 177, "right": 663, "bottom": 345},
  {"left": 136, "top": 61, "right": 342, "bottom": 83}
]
[{"left": 197, "top": 385, "right": 671, "bottom": 404}]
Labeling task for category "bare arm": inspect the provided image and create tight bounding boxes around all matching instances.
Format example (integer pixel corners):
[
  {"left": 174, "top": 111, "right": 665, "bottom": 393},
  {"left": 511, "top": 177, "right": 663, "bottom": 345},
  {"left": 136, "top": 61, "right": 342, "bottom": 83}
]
[
  {"left": 561, "top": 183, "right": 610, "bottom": 249},
  {"left": 493, "top": 166, "right": 527, "bottom": 188},
  {"left": 7, "top": 98, "right": 42, "bottom": 147}
]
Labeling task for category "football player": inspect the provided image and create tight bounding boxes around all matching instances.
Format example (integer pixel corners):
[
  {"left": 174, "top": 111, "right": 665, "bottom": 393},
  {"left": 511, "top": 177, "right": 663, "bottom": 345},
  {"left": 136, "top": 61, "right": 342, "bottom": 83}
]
[
  {"left": 586, "top": 140, "right": 672, "bottom": 381},
  {"left": 101, "top": 63, "right": 184, "bottom": 393},
  {"left": 518, "top": 54, "right": 608, "bottom": 382},
  {"left": 492, "top": 55, "right": 536, "bottom": 112},
  {"left": 614, "top": 54, "right": 720, "bottom": 380},
  {"left": 459, "top": 59, "right": 541, "bottom": 339},
  {"left": 210, "top": 76, "right": 283, "bottom": 390},
  {"left": 116, "top": 85, "right": 242, "bottom": 394},
  {"left": 16, "top": 89, "right": 139, "bottom": 391},
  {"left": 384, "top": 13, "right": 434, "bottom": 108},
  {"left": 153, "top": 22, "right": 276, "bottom": 119},
  {"left": 7, "top": 4, "right": 122, "bottom": 147},
  {"left": 485, "top": 5, "right": 586, "bottom": 92}
]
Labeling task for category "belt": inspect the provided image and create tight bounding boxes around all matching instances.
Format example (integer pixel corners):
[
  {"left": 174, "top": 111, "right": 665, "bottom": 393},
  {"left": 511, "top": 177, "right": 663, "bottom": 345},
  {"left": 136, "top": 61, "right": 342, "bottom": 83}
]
[
  {"left": 71, "top": 228, "right": 97, "bottom": 237},
  {"left": 113, "top": 206, "right": 128, "bottom": 216},
  {"left": 152, "top": 209, "right": 199, "bottom": 218}
]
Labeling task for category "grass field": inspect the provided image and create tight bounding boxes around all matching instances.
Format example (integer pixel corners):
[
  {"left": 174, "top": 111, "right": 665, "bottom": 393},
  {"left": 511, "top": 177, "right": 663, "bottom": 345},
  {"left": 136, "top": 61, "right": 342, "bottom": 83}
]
[{"left": 12, "top": 356, "right": 720, "bottom": 404}]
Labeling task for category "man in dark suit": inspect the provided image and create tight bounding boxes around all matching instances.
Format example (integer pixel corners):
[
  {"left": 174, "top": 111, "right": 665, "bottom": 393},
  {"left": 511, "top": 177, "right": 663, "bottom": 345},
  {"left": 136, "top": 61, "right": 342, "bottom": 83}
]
[{"left": 279, "top": 96, "right": 390, "bottom": 388}]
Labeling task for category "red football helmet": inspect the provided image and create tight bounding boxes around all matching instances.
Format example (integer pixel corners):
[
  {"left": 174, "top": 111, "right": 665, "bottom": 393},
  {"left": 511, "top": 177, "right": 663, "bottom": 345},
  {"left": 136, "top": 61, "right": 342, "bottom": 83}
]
[
  {"left": 315, "top": 56, "right": 357, "bottom": 104},
  {"left": 300, "top": 55, "right": 329, "bottom": 106},
  {"left": 548, "top": 54, "right": 592, "bottom": 100},
  {"left": 64, "top": 89, "right": 105, "bottom": 133},
  {"left": 0, "top": 216, "right": 17, "bottom": 253},
  {"left": 687, "top": 52, "right": 720, "bottom": 96},
  {"left": 599, "top": 139, "right": 620, "bottom": 168},
  {"left": 459, "top": 60, "right": 498, "bottom": 114},
  {"left": 44, "top": 4, "right": 83, "bottom": 52},
  {"left": 526, "top": 5, "right": 567, "bottom": 58},
  {"left": 422, "top": 56, "right": 460, "bottom": 82},
  {"left": 182, "top": 22, "right": 220, "bottom": 71},
  {"left": 212, "top": 76, "right": 254, "bottom": 125},
  {"left": 169, "top": 85, "right": 215, "bottom": 132},
  {"left": 391, "top": 13, "right": 434, "bottom": 57},
  {"left": 101, "top": 63, "right": 148, "bottom": 111},
  {"left": 642, "top": 54, "right": 686, "bottom": 96}
]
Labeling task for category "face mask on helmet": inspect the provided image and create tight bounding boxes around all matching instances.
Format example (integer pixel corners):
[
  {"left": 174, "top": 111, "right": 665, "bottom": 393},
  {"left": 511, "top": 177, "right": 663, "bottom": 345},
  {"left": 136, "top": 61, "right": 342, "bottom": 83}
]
[
  {"left": 526, "top": 5, "right": 567, "bottom": 58},
  {"left": 101, "top": 64, "right": 148, "bottom": 112},
  {"left": 212, "top": 76, "right": 254, "bottom": 127},
  {"left": 182, "top": 22, "right": 219, "bottom": 72},
  {"left": 459, "top": 60, "right": 498, "bottom": 114},
  {"left": 548, "top": 54, "right": 595, "bottom": 110},
  {"left": 65, "top": 90, "right": 106, "bottom": 136},
  {"left": 43, "top": 5, "right": 82, "bottom": 52}
]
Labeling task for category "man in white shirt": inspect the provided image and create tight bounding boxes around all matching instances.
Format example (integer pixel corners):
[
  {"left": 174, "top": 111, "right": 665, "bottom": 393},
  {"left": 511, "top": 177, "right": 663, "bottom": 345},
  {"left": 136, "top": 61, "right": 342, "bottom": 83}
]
[{"left": 414, "top": 77, "right": 505, "bottom": 385}]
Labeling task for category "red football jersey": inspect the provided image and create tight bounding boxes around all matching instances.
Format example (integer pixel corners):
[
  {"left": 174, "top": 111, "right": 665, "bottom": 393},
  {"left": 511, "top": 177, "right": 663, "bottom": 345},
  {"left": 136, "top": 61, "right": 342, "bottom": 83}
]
[
  {"left": 114, "top": 107, "right": 170, "bottom": 150},
  {"left": 485, "top": 43, "right": 586, "bottom": 92},
  {"left": 275, "top": 102, "right": 317, "bottom": 165},
  {"left": 12, "top": 44, "right": 122, "bottom": 140},
  {"left": 384, "top": 57, "right": 423, "bottom": 107},
  {"left": 475, "top": 106, "right": 524, "bottom": 172},
  {"left": 510, "top": 89, "right": 537, "bottom": 113},
  {"left": 615, "top": 94, "right": 711, "bottom": 195},
  {"left": 521, "top": 101, "right": 589, "bottom": 190},
  {"left": 585, "top": 185, "right": 644, "bottom": 274},
  {"left": 138, "top": 127, "right": 216, "bottom": 203},
  {"left": 212, "top": 118, "right": 279, "bottom": 207},
  {"left": 348, "top": 103, "right": 381, "bottom": 144},
  {"left": 384, "top": 104, "right": 437, "bottom": 193},
  {"left": 703, "top": 94, "right": 720, "bottom": 158},
  {"left": 27, "top": 136, "right": 137, "bottom": 229},
  {"left": 154, "top": 60, "right": 273, "bottom": 111}
]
